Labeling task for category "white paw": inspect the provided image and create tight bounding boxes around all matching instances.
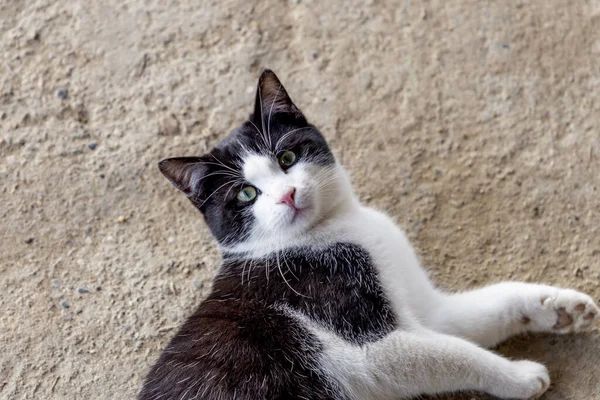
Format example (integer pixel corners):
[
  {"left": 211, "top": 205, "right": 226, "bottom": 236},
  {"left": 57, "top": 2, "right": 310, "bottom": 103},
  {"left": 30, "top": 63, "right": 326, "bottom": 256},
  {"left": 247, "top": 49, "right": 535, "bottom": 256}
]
[
  {"left": 524, "top": 288, "right": 600, "bottom": 333},
  {"left": 493, "top": 360, "right": 550, "bottom": 399}
]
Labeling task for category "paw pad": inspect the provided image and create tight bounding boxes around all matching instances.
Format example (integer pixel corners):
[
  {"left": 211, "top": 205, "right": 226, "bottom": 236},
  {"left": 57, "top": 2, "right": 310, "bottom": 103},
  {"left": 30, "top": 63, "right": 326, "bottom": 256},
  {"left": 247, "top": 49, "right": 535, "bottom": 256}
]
[
  {"left": 584, "top": 312, "right": 596, "bottom": 321},
  {"left": 531, "top": 290, "right": 600, "bottom": 333},
  {"left": 541, "top": 291, "right": 600, "bottom": 333},
  {"left": 575, "top": 304, "right": 586, "bottom": 312},
  {"left": 520, "top": 315, "right": 531, "bottom": 324},
  {"left": 553, "top": 307, "right": 574, "bottom": 329}
]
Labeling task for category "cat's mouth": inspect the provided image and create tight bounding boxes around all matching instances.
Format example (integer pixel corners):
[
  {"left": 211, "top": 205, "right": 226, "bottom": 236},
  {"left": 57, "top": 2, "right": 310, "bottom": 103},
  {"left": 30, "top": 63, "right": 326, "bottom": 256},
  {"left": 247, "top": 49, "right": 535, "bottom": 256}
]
[
  {"left": 281, "top": 203, "right": 310, "bottom": 225},
  {"left": 276, "top": 189, "right": 312, "bottom": 225},
  {"left": 291, "top": 206, "right": 308, "bottom": 223}
]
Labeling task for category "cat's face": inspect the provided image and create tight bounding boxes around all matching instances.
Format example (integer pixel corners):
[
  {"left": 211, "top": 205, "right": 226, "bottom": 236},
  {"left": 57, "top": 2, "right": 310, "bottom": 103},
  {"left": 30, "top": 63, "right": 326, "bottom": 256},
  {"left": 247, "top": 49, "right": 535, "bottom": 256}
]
[{"left": 159, "top": 70, "right": 350, "bottom": 252}]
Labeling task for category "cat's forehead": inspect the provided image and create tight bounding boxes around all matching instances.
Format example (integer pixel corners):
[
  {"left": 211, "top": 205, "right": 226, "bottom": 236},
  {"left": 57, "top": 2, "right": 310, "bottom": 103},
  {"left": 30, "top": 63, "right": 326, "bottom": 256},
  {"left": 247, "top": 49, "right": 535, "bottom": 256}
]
[
  {"left": 243, "top": 154, "right": 273, "bottom": 180},
  {"left": 216, "top": 120, "right": 298, "bottom": 154},
  {"left": 211, "top": 120, "right": 334, "bottom": 169},
  {"left": 242, "top": 153, "right": 290, "bottom": 186}
]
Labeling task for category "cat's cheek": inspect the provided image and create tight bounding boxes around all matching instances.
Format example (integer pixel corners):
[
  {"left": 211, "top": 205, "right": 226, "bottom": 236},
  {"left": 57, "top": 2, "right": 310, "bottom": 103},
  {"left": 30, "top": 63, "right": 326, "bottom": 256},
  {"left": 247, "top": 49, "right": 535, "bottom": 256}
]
[
  {"left": 251, "top": 199, "right": 271, "bottom": 229},
  {"left": 292, "top": 188, "right": 312, "bottom": 210},
  {"left": 251, "top": 198, "right": 285, "bottom": 229}
]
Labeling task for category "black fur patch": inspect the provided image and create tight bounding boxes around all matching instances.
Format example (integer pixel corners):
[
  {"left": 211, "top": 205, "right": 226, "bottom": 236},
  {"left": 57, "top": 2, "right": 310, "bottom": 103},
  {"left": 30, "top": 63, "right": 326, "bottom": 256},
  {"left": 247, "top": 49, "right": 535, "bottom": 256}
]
[
  {"left": 139, "top": 243, "right": 397, "bottom": 399},
  {"left": 220, "top": 243, "right": 397, "bottom": 344}
]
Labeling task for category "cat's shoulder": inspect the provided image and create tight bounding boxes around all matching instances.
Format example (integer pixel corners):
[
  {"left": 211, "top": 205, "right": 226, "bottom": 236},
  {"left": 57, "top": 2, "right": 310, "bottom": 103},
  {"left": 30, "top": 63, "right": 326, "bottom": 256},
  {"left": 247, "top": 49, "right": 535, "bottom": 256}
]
[{"left": 326, "top": 204, "right": 401, "bottom": 237}]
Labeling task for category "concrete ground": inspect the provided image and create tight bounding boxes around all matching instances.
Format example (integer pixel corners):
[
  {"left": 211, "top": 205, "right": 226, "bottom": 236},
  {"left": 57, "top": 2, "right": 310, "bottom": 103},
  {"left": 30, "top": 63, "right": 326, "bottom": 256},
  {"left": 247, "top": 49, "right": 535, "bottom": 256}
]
[{"left": 1, "top": 0, "right": 599, "bottom": 398}]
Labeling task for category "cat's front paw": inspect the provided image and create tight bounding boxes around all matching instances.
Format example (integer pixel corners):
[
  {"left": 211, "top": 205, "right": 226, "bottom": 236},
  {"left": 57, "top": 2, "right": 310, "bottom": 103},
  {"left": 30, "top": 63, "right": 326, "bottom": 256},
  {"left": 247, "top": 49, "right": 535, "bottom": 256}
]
[
  {"left": 491, "top": 360, "right": 550, "bottom": 399},
  {"left": 524, "top": 288, "right": 599, "bottom": 333}
]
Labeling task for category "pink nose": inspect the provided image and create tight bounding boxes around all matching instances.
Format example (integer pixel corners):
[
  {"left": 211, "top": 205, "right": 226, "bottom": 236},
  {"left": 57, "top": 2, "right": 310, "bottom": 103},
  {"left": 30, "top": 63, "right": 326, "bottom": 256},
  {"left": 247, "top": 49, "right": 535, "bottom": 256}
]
[{"left": 278, "top": 188, "right": 296, "bottom": 208}]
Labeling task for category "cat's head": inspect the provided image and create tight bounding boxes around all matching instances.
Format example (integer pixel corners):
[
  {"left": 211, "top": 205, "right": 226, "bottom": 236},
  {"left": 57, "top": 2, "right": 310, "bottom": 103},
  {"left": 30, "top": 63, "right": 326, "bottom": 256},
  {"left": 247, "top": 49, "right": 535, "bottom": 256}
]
[{"left": 159, "top": 70, "right": 352, "bottom": 253}]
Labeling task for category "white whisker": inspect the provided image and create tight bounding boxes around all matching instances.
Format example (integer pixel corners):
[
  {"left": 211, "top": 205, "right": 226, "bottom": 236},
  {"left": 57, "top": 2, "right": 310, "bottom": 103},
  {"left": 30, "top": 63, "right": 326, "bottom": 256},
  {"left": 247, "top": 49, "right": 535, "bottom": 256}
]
[
  {"left": 199, "top": 181, "right": 237, "bottom": 208},
  {"left": 248, "top": 119, "right": 270, "bottom": 151},
  {"left": 275, "top": 127, "right": 313, "bottom": 151}
]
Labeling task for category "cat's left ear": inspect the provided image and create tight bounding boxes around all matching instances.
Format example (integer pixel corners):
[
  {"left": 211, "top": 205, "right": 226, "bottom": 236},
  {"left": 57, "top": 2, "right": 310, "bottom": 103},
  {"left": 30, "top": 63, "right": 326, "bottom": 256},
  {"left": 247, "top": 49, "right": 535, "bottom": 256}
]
[
  {"left": 158, "top": 157, "right": 208, "bottom": 197},
  {"left": 252, "top": 69, "right": 305, "bottom": 124}
]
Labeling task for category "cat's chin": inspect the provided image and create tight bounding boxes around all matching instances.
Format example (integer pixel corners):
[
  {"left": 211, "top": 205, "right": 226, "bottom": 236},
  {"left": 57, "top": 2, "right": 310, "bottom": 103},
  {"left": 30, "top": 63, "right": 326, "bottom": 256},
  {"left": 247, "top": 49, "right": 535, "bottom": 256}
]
[
  {"left": 281, "top": 205, "right": 313, "bottom": 233},
  {"left": 292, "top": 207, "right": 309, "bottom": 223},
  {"left": 277, "top": 193, "right": 317, "bottom": 227}
]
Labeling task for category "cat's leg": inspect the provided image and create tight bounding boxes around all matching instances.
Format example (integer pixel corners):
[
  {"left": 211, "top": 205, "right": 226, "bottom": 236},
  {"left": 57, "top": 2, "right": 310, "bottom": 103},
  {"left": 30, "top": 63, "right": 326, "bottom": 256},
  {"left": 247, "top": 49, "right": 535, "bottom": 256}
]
[
  {"left": 423, "top": 282, "right": 600, "bottom": 348},
  {"left": 319, "top": 328, "right": 550, "bottom": 400}
]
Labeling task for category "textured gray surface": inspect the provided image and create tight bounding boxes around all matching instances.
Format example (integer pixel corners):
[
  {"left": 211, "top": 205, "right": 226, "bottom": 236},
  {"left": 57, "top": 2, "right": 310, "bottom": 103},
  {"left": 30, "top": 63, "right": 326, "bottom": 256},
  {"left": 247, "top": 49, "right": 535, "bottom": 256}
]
[{"left": 1, "top": 0, "right": 599, "bottom": 398}]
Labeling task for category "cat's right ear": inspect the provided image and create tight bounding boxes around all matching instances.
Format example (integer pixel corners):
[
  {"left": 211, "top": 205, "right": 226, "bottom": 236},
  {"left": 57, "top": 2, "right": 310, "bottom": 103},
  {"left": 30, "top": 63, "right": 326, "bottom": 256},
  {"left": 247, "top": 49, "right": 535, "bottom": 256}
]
[
  {"left": 158, "top": 157, "right": 207, "bottom": 197},
  {"left": 251, "top": 69, "right": 304, "bottom": 124}
]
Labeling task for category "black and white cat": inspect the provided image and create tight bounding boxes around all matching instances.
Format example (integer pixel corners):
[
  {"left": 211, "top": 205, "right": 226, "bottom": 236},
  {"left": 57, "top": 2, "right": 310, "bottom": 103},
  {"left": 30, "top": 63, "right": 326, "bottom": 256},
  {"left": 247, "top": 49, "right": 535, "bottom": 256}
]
[{"left": 140, "top": 70, "right": 599, "bottom": 400}]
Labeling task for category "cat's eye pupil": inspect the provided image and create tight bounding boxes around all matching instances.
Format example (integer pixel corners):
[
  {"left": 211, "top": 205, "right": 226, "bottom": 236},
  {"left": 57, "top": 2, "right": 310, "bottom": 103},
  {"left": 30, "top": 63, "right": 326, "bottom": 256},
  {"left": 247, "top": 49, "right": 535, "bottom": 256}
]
[
  {"left": 237, "top": 186, "right": 257, "bottom": 202},
  {"left": 279, "top": 151, "right": 297, "bottom": 169}
]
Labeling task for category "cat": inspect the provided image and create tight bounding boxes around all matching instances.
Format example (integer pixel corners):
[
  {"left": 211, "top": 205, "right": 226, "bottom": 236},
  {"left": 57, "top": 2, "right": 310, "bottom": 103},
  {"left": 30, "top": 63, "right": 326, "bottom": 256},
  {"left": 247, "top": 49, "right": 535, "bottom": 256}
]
[{"left": 139, "top": 69, "right": 599, "bottom": 400}]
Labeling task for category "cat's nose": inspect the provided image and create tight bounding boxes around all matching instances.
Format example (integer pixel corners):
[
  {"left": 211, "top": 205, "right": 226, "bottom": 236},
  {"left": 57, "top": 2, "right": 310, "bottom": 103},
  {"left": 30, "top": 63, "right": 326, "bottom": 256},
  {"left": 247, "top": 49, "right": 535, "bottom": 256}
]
[{"left": 278, "top": 188, "right": 296, "bottom": 208}]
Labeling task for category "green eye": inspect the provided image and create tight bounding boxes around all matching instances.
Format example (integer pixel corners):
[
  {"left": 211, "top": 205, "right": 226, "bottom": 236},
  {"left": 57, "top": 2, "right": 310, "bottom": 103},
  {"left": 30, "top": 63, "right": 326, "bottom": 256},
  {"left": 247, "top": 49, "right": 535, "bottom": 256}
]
[
  {"left": 237, "top": 186, "right": 257, "bottom": 202},
  {"left": 278, "top": 150, "right": 297, "bottom": 169}
]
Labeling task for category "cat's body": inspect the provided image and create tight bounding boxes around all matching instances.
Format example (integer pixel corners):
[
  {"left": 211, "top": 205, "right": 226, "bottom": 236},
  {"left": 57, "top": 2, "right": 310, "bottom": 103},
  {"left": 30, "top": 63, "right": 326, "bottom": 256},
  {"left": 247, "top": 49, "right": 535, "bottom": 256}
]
[{"left": 140, "top": 70, "right": 599, "bottom": 400}]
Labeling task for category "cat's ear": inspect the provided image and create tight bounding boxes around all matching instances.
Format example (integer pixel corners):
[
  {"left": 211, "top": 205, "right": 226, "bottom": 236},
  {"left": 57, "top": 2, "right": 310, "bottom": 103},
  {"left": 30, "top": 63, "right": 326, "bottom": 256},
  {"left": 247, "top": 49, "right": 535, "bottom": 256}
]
[
  {"left": 158, "top": 157, "right": 207, "bottom": 197},
  {"left": 252, "top": 69, "right": 304, "bottom": 123}
]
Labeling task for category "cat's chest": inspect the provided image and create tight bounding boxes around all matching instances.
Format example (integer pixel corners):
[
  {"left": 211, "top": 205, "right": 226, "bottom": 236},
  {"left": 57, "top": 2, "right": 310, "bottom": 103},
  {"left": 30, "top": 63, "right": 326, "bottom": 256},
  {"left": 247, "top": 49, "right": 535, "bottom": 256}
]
[
  {"left": 332, "top": 207, "right": 427, "bottom": 324},
  {"left": 218, "top": 243, "right": 397, "bottom": 344}
]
